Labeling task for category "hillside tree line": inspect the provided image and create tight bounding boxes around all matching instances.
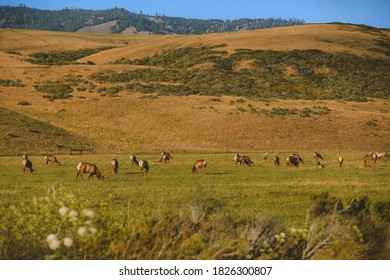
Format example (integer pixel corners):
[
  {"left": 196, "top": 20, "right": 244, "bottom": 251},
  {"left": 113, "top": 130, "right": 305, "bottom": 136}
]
[{"left": 0, "top": 5, "right": 305, "bottom": 34}]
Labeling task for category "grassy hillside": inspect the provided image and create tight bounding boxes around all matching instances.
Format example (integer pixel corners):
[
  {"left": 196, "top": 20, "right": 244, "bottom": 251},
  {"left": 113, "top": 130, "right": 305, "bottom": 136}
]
[
  {"left": 0, "top": 24, "right": 389, "bottom": 154},
  {"left": 0, "top": 108, "right": 94, "bottom": 155}
]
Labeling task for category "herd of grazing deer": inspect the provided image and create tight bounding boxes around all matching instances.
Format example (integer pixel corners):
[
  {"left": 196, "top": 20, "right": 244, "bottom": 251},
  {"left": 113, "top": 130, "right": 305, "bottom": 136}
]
[{"left": 21, "top": 150, "right": 389, "bottom": 180}]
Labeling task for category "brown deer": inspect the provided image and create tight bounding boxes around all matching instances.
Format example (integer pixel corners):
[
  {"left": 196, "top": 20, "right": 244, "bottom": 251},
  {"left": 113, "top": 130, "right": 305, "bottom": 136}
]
[
  {"left": 365, "top": 152, "right": 374, "bottom": 158},
  {"left": 76, "top": 162, "right": 106, "bottom": 180},
  {"left": 159, "top": 152, "right": 172, "bottom": 163},
  {"left": 313, "top": 151, "right": 323, "bottom": 161},
  {"left": 376, "top": 151, "right": 388, "bottom": 159},
  {"left": 234, "top": 153, "right": 243, "bottom": 166},
  {"left": 111, "top": 159, "right": 119, "bottom": 175},
  {"left": 274, "top": 155, "right": 280, "bottom": 166},
  {"left": 338, "top": 156, "right": 344, "bottom": 167},
  {"left": 44, "top": 156, "right": 61, "bottom": 166},
  {"left": 22, "top": 155, "right": 33, "bottom": 173},
  {"left": 372, "top": 153, "right": 378, "bottom": 163},
  {"left": 293, "top": 154, "right": 304, "bottom": 164},
  {"left": 286, "top": 154, "right": 303, "bottom": 167},
  {"left": 263, "top": 152, "right": 269, "bottom": 160},
  {"left": 138, "top": 160, "right": 149, "bottom": 175},
  {"left": 129, "top": 154, "right": 138, "bottom": 166},
  {"left": 365, "top": 152, "right": 377, "bottom": 162},
  {"left": 241, "top": 155, "right": 255, "bottom": 167},
  {"left": 192, "top": 160, "right": 207, "bottom": 174}
]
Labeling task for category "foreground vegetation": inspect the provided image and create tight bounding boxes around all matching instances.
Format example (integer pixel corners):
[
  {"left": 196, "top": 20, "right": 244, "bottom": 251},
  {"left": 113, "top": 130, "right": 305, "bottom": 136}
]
[{"left": 0, "top": 153, "right": 388, "bottom": 259}]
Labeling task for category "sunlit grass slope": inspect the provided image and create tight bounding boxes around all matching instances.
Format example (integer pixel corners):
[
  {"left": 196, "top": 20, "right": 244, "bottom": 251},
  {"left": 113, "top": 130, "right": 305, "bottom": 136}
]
[{"left": 0, "top": 23, "right": 389, "bottom": 154}]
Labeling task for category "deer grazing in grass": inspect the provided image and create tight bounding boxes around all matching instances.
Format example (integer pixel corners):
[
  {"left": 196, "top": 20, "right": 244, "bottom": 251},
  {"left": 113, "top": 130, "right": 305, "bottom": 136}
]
[
  {"left": 44, "top": 156, "right": 61, "bottom": 166},
  {"left": 234, "top": 154, "right": 243, "bottom": 166},
  {"left": 138, "top": 160, "right": 149, "bottom": 175},
  {"left": 365, "top": 152, "right": 379, "bottom": 163},
  {"left": 338, "top": 156, "right": 344, "bottom": 167},
  {"left": 111, "top": 159, "right": 119, "bottom": 175},
  {"left": 372, "top": 153, "right": 378, "bottom": 163},
  {"left": 159, "top": 152, "right": 172, "bottom": 163},
  {"left": 241, "top": 155, "right": 255, "bottom": 167},
  {"left": 274, "top": 155, "right": 280, "bottom": 167},
  {"left": 129, "top": 154, "right": 138, "bottom": 166},
  {"left": 375, "top": 151, "right": 389, "bottom": 159},
  {"left": 313, "top": 151, "right": 323, "bottom": 161},
  {"left": 22, "top": 154, "right": 33, "bottom": 173},
  {"left": 263, "top": 152, "right": 269, "bottom": 160},
  {"left": 286, "top": 154, "right": 304, "bottom": 167},
  {"left": 192, "top": 160, "right": 207, "bottom": 174},
  {"left": 76, "top": 162, "right": 106, "bottom": 180}
]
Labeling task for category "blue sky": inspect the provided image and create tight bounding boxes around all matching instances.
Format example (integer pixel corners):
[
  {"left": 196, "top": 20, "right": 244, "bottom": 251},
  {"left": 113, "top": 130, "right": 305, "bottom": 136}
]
[{"left": 1, "top": 0, "right": 389, "bottom": 28}]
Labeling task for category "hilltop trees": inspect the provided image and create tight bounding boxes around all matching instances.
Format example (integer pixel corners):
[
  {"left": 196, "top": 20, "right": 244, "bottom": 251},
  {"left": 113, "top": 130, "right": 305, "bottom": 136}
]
[{"left": 0, "top": 6, "right": 305, "bottom": 34}]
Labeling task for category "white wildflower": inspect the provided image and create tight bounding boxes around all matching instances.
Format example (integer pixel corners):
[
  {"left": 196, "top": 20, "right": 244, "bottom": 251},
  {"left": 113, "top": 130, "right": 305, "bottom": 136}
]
[
  {"left": 46, "top": 234, "right": 61, "bottom": 250},
  {"left": 68, "top": 210, "right": 78, "bottom": 218},
  {"left": 89, "top": 227, "right": 97, "bottom": 234},
  {"left": 59, "top": 207, "right": 69, "bottom": 216},
  {"left": 46, "top": 234, "right": 57, "bottom": 243},
  {"left": 63, "top": 237, "right": 73, "bottom": 248},
  {"left": 69, "top": 210, "right": 78, "bottom": 221},
  {"left": 77, "top": 227, "right": 87, "bottom": 237},
  {"left": 82, "top": 209, "right": 95, "bottom": 219},
  {"left": 48, "top": 239, "right": 61, "bottom": 250}
]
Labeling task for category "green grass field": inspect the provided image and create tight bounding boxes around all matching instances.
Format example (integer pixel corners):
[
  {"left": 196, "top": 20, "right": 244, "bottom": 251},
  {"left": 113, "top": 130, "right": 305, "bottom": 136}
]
[
  {"left": 1, "top": 152, "right": 388, "bottom": 226},
  {"left": 0, "top": 153, "right": 389, "bottom": 259}
]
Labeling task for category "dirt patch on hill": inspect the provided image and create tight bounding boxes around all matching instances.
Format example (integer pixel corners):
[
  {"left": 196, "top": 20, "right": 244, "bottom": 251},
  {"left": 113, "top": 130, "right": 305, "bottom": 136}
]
[
  {"left": 234, "top": 59, "right": 257, "bottom": 71},
  {"left": 76, "top": 20, "right": 118, "bottom": 34}
]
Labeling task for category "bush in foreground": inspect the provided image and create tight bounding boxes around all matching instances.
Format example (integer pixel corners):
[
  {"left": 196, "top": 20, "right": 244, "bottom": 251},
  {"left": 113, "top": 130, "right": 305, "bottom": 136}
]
[{"left": 0, "top": 189, "right": 388, "bottom": 259}]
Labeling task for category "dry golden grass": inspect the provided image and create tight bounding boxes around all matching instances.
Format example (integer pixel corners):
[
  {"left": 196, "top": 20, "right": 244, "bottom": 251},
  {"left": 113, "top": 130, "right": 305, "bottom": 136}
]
[
  {"left": 1, "top": 84, "right": 389, "bottom": 154},
  {"left": 1, "top": 23, "right": 388, "bottom": 59},
  {"left": 0, "top": 24, "right": 389, "bottom": 154},
  {"left": 76, "top": 20, "right": 118, "bottom": 34}
]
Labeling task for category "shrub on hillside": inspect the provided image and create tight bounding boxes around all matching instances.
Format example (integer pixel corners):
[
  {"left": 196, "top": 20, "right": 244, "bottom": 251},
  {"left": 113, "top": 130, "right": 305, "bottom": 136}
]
[
  {"left": 34, "top": 81, "right": 73, "bottom": 101},
  {"left": 0, "top": 79, "right": 25, "bottom": 87},
  {"left": 17, "top": 101, "right": 31, "bottom": 106},
  {"left": 99, "top": 47, "right": 390, "bottom": 101},
  {"left": 26, "top": 47, "right": 113, "bottom": 65}
]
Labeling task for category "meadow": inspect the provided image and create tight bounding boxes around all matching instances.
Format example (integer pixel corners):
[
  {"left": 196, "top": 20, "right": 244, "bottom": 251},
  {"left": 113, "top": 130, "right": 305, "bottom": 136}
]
[
  {"left": 0, "top": 152, "right": 388, "bottom": 259},
  {"left": 0, "top": 24, "right": 388, "bottom": 259}
]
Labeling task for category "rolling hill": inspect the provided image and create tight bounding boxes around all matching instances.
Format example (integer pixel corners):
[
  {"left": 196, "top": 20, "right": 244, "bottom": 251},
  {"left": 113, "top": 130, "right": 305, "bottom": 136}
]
[
  {"left": 0, "top": 108, "right": 94, "bottom": 155},
  {"left": 0, "top": 24, "right": 389, "bottom": 155}
]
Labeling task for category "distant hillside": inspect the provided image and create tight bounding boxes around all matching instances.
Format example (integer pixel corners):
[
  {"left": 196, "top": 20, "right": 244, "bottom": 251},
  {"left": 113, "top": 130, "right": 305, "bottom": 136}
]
[
  {"left": 0, "top": 24, "right": 389, "bottom": 153},
  {"left": 0, "top": 5, "right": 304, "bottom": 34}
]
